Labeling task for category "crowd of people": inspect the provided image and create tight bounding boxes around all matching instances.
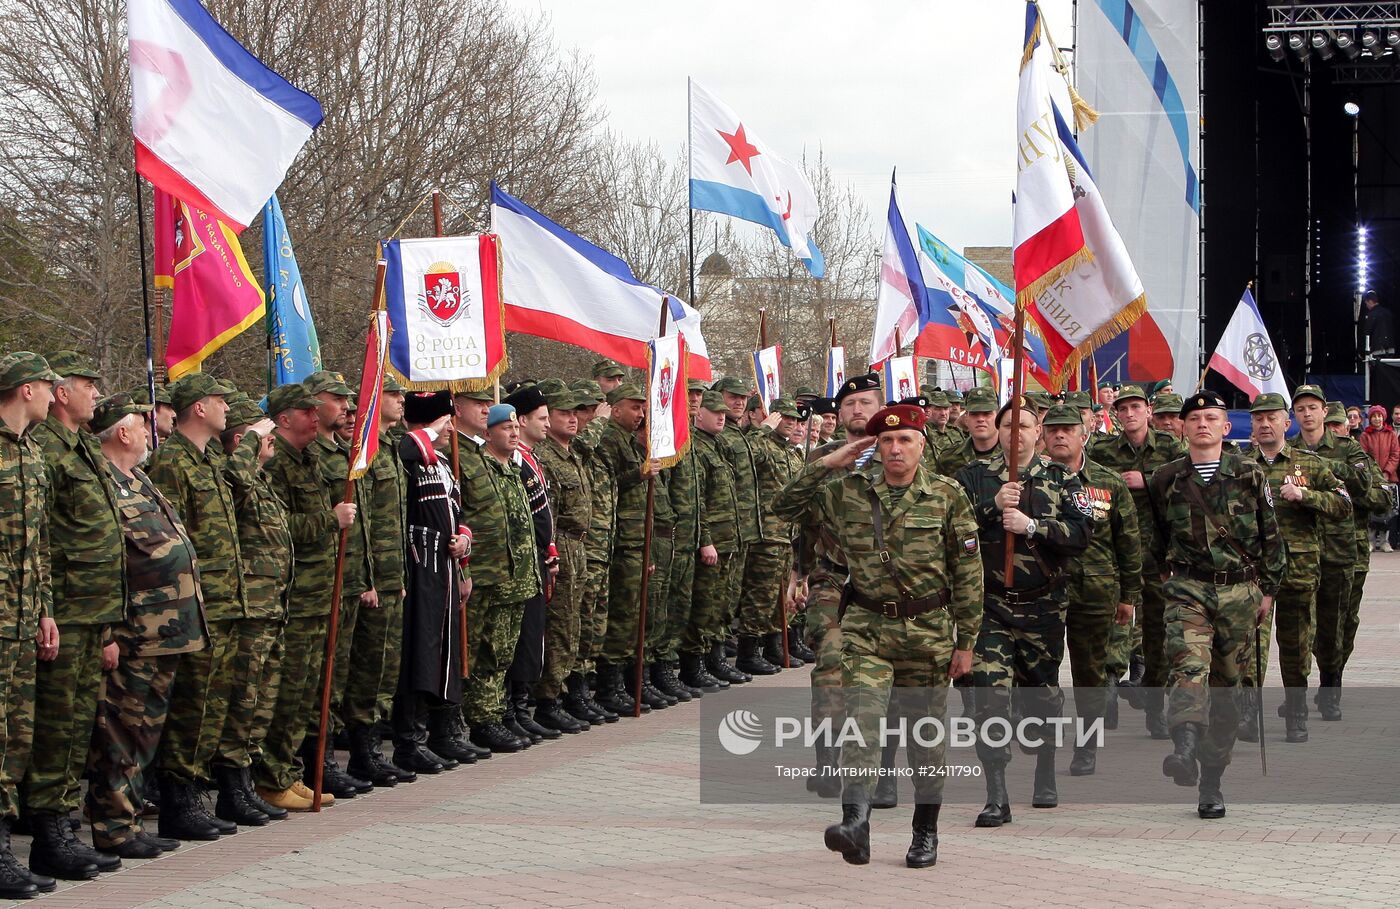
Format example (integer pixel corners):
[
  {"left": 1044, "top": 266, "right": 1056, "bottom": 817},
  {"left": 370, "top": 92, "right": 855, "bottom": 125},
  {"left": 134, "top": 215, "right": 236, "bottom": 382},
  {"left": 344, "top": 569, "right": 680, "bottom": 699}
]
[{"left": 0, "top": 347, "right": 1389, "bottom": 893}]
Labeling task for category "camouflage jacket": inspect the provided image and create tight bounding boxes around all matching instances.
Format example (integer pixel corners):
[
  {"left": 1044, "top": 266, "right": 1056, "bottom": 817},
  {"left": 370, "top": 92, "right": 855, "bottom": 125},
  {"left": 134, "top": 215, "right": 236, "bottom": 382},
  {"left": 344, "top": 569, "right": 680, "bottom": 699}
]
[
  {"left": 223, "top": 430, "right": 292, "bottom": 621},
  {"left": 32, "top": 416, "right": 125, "bottom": 626},
  {"left": 717, "top": 423, "right": 762, "bottom": 544},
  {"left": 264, "top": 434, "right": 338, "bottom": 617},
  {"left": 366, "top": 430, "right": 407, "bottom": 591},
  {"left": 1089, "top": 427, "right": 1186, "bottom": 574},
  {"left": 1289, "top": 430, "right": 1390, "bottom": 562},
  {"left": 773, "top": 460, "right": 984, "bottom": 650},
  {"left": 0, "top": 425, "right": 51, "bottom": 640},
  {"left": 1247, "top": 445, "right": 1351, "bottom": 590},
  {"left": 956, "top": 454, "right": 1093, "bottom": 593},
  {"left": 477, "top": 451, "right": 541, "bottom": 601},
  {"left": 933, "top": 435, "right": 1000, "bottom": 479},
  {"left": 792, "top": 437, "right": 878, "bottom": 576},
  {"left": 1061, "top": 454, "right": 1143, "bottom": 608},
  {"left": 458, "top": 434, "right": 520, "bottom": 586},
  {"left": 535, "top": 436, "right": 592, "bottom": 538},
  {"left": 1147, "top": 451, "right": 1287, "bottom": 597},
  {"left": 694, "top": 429, "right": 738, "bottom": 554},
  {"left": 751, "top": 426, "right": 803, "bottom": 543},
  {"left": 597, "top": 420, "right": 649, "bottom": 548},
  {"left": 311, "top": 435, "right": 373, "bottom": 597},
  {"left": 109, "top": 464, "right": 208, "bottom": 657},
  {"left": 922, "top": 425, "right": 962, "bottom": 460},
  {"left": 665, "top": 445, "right": 701, "bottom": 550},
  {"left": 581, "top": 437, "right": 615, "bottom": 562}
]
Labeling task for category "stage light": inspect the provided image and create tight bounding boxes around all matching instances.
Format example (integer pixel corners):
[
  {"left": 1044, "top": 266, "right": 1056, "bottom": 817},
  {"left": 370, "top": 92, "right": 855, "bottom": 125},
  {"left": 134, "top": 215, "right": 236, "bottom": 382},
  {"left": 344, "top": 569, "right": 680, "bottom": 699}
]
[
  {"left": 1335, "top": 30, "right": 1360, "bottom": 60},
  {"left": 1312, "top": 31, "right": 1335, "bottom": 61},
  {"left": 1387, "top": 28, "right": 1400, "bottom": 48},
  {"left": 1289, "top": 32, "right": 1310, "bottom": 60},
  {"left": 1345, "top": 101, "right": 1361, "bottom": 117},
  {"left": 1359, "top": 226, "right": 1369, "bottom": 295},
  {"left": 1266, "top": 33, "right": 1286, "bottom": 61},
  {"left": 1361, "top": 29, "right": 1380, "bottom": 51}
]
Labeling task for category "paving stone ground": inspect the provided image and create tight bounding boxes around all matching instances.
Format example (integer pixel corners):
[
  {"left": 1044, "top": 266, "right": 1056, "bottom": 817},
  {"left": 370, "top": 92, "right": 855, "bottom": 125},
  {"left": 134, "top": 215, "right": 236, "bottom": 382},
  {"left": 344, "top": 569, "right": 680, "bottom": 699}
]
[{"left": 6, "top": 558, "right": 1400, "bottom": 908}]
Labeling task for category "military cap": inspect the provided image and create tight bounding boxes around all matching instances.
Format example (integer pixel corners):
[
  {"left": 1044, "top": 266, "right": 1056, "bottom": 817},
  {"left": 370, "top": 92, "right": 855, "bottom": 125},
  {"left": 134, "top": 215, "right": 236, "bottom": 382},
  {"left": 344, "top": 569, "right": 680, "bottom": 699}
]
[
  {"left": 945, "top": 388, "right": 964, "bottom": 404},
  {"left": 792, "top": 385, "right": 819, "bottom": 401},
  {"left": 1114, "top": 384, "right": 1148, "bottom": 405},
  {"left": 811, "top": 397, "right": 838, "bottom": 416},
  {"left": 591, "top": 359, "right": 626, "bottom": 379},
  {"left": 746, "top": 394, "right": 763, "bottom": 412},
  {"left": 382, "top": 374, "right": 407, "bottom": 394},
  {"left": 686, "top": 378, "right": 708, "bottom": 393},
  {"left": 1250, "top": 392, "right": 1289, "bottom": 413},
  {"left": 128, "top": 383, "right": 173, "bottom": 407},
  {"left": 1098, "top": 380, "right": 1120, "bottom": 391},
  {"left": 925, "top": 389, "right": 951, "bottom": 407},
  {"left": 898, "top": 395, "right": 930, "bottom": 409},
  {"left": 267, "top": 382, "right": 320, "bottom": 416},
  {"left": 504, "top": 384, "right": 548, "bottom": 416},
  {"left": 1064, "top": 391, "right": 1092, "bottom": 409},
  {"left": 487, "top": 403, "right": 517, "bottom": 428},
  {"left": 868, "top": 404, "right": 926, "bottom": 436},
  {"left": 0, "top": 352, "right": 61, "bottom": 392},
  {"left": 90, "top": 393, "right": 153, "bottom": 433},
  {"left": 453, "top": 386, "right": 495, "bottom": 402},
  {"left": 1325, "top": 401, "right": 1347, "bottom": 425},
  {"left": 1026, "top": 391, "right": 1052, "bottom": 412},
  {"left": 303, "top": 370, "right": 353, "bottom": 396},
  {"left": 1292, "top": 384, "right": 1326, "bottom": 405},
  {"left": 346, "top": 398, "right": 358, "bottom": 414},
  {"left": 569, "top": 379, "right": 604, "bottom": 403},
  {"left": 403, "top": 390, "right": 453, "bottom": 424},
  {"left": 962, "top": 386, "right": 998, "bottom": 414},
  {"left": 995, "top": 395, "right": 1040, "bottom": 426},
  {"left": 700, "top": 390, "right": 729, "bottom": 413},
  {"left": 1179, "top": 389, "right": 1228, "bottom": 420},
  {"left": 45, "top": 350, "right": 103, "bottom": 380},
  {"left": 169, "top": 373, "right": 236, "bottom": 412},
  {"left": 794, "top": 401, "right": 812, "bottom": 421},
  {"left": 920, "top": 384, "right": 938, "bottom": 398},
  {"left": 1042, "top": 403, "right": 1084, "bottom": 427},
  {"left": 1152, "top": 393, "right": 1184, "bottom": 415},
  {"left": 535, "top": 378, "right": 567, "bottom": 395},
  {"left": 226, "top": 399, "right": 268, "bottom": 429},
  {"left": 711, "top": 375, "right": 751, "bottom": 396},
  {"left": 834, "top": 371, "right": 882, "bottom": 404},
  {"left": 769, "top": 398, "right": 801, "bottom": 418},
  {"left": 542, "top": 386, "right": 582, "bottom": 411},
  {"left": 606, "top": 382, "right": 645, "bottom": 405}
]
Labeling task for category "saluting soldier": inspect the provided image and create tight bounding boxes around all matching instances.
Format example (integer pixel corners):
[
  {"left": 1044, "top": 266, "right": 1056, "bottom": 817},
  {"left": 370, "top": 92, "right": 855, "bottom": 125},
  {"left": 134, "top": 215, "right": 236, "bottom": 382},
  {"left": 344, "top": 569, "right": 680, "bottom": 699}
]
[
  {"left": 773, "top": 403, "right": 983, "bottom": 869},
  {"left": 1152, "top": 391, "right": 1285, "bottom": 820}
]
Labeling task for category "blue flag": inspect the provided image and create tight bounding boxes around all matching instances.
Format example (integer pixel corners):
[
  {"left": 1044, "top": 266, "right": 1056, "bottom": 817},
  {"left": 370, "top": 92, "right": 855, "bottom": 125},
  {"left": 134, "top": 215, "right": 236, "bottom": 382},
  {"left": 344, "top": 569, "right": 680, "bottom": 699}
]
[{"left": 263, "top": 194, "right": 322, "bottom": 389}]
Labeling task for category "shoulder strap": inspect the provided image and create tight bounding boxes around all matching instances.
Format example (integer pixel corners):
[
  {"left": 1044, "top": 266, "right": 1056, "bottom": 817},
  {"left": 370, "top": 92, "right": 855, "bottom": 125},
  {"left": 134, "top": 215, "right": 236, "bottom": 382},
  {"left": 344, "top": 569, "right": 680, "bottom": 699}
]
[
  {"left": 864, "top": 485, "right": 913, "bottom": 600},
  {"left": 1178, "top": 469, "right": 1255, "bottom": 568}
]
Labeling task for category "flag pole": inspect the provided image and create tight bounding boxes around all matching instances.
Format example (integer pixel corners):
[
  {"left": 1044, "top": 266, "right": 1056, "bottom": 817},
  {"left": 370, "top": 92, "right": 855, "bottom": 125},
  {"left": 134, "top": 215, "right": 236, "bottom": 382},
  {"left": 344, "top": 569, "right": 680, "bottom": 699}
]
[
  {"left": 311, "top": 262, "right": 387, "bottom": 812},
  {"left": 132, "top": 171, "right": 160, "bottom": 449},
  {"left": 1003, "top": 306, "right": 1029, "bottom": 583},
  {"left": 634, "top": 296, "right": 670, "bottom": 716}
]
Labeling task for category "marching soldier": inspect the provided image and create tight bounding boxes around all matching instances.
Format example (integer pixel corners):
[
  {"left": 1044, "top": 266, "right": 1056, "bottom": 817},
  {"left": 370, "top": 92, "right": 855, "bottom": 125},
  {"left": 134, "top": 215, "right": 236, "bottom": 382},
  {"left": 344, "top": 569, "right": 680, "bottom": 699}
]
[
  {"left": 773, "top": 403, "right": 983, "bottom": 869},
  {"left": 933, "top": 387, "right": 1000, "bottom": 477},
  {"left": 1152, "top": 391, "right": 1284, "bottom": 819}
]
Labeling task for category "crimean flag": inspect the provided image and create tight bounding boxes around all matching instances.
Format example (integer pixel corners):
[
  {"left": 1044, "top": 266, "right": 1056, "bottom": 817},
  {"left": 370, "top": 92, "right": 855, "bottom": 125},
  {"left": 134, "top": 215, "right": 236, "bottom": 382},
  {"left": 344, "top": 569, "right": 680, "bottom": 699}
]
[
  {"left": 350, "top": 306, "right": 391, "bottom": 479},
  {"left": 155, "top": 187, "right": 266, "bottom": 380},
  {"left": 752, "top": 345, "right": 782, "bottom": 409},
  {"left": 647, "top": 331, "right": 690, "bottom": 470}
]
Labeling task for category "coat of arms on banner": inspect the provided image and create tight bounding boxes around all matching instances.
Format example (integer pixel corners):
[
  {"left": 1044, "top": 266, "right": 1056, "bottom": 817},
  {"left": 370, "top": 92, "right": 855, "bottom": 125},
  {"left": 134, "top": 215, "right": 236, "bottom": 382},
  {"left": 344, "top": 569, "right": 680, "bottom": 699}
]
[
  {"left": 658, "top": 355, "right": 675, "bottom": 409},
  {"left": 420, "top": 261, "right": 473, "bottom": 325}
]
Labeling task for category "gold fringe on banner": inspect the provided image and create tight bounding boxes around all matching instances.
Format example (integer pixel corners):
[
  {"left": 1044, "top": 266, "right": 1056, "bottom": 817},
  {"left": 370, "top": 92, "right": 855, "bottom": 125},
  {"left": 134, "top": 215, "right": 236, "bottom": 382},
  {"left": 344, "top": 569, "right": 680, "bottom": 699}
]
[
  {"left": 1040, "top": 292, "right": 1149, "bottom": 392},
  {"left": 1014, "top": 245, "right": 1095, "bottom": 311},
  {"left": 1020, "top": 15, "right": 1041, "bottom": 72}
]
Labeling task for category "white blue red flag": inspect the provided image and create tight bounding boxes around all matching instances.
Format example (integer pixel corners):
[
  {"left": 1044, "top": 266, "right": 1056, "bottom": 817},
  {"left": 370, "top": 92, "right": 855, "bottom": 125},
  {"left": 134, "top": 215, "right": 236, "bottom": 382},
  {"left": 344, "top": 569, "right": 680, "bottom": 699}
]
[
  {"left": 647, "top": 332, "right": 691, "bottom": 470},
  {"left": 825, "top": 346, "right": 846, "bottom": 397},
  {"left": 870, "top": 175, "right": 925, "bottom": 365},
  {"left": 350, "top": 307, "right": 390, "bottom": 480},
  {"left": 128, "top": 0, "right": 322, "bottom": 230},
  {"left": 1207, "top": 289, "right": 1289, "bottom": 403},
  {"left": 688, "top": 79, "right": 824, "bottom": 278},
  {"left": 753, "top": 345, "right": 782, "bottom": 409}
]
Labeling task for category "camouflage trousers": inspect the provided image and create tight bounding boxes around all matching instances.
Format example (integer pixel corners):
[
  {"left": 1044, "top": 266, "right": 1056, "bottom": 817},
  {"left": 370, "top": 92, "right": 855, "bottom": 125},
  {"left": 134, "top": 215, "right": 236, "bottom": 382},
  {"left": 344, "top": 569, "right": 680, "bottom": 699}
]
[
  {"left": 643, "top": 534, "right": 674, "bottom": 662},
  {"left": 461, "top": 587, "right": 526, "bottom": 725},
  {"left": 534, "top": 537, "right": 585, "bottom": 700},
  {"left": 658, "top": 536, "right": 696, "bottom": 664},
  {"left": 24, "top": 624, "right": 105, "bottom": 812},
  {"left": 1313, "top": 560, "right": 1355, "bottom": 674},
  {"left": 0, "top": 636, "right": 36, "bottom": 820},
  {"left": 683, "top": 549, "right": 737, "bottom": 655},
  {"left": 1342, "top": 561, "right": 1368, "bottom": 669},
  {"left": 601, "top": 546, "right": 645, "bottom": 663},
  {"left": 214, "top": 618, "right": 282, "bottom": 770},
  {"left": 972, "top": 602, "right": 1066, "bottom": 767},
  {"left": 737, "top": 541, "right": 790, "bottom": 637},
  {"left": 1065, "top": 594, "right": 1117, "bottom": 720},
  {"left": 343, "top": 589, "right": 403, "bottom": 731},
  {"left": 839, "top": 604, "right": 956, "bottom": 803},
  {"left": 86, "top": 652, "right": 178, "bottom": 848},
  {"left": 156, "top": 617, "right": 238, "bottom": 786},
  {"left": 805, "top": 568, "right": 846, "bottom": 725},
  {"left": 1105, "top": 609, "right": 1141, "bottom": 679},
  {"left": 1163, "top": 577, "right": 1259, "bottom": 768},
  {"left": 1244, "top": 582, "right": 1316, "bottom": 688},
  {"left": 253, "top": 615, "right": 326, "bottom": 791},
  {"left": 578, "top": 555, "right": 611, "bottom": 672}
]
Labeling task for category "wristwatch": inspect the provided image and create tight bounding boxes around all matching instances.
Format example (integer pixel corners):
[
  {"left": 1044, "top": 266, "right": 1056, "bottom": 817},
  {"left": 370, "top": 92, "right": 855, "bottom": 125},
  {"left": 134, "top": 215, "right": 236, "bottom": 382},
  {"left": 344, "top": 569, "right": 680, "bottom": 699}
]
[{"left": 1025, "top": 519, "right": 1039, "bottom": 537}]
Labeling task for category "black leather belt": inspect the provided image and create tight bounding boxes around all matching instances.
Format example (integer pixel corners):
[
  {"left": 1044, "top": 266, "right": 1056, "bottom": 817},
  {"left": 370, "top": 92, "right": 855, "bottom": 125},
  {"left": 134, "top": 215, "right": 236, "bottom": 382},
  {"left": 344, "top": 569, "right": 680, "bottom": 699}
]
[
  {"left": 848, "top": 587, "right": 950, "bottom": 619},
  {"left": 987, "top": 582, "right": 1058, "bottom": 604},
  {"left": 817, "top": 556, "right": 849, "bottom": 575},
  {"left": 1169, "top": 563, "right": 1257, "bottom": 586}
]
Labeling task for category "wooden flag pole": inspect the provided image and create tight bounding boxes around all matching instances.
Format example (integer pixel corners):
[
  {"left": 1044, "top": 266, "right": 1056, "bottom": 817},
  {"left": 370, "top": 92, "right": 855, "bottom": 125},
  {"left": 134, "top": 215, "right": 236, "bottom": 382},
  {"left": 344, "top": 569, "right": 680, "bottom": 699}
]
[
  {"left": 634, "top": 296, "right": 670, "bottom": 716},
  {"left": 1002, "top": 305, "right": 1029, "bottom": 584}
]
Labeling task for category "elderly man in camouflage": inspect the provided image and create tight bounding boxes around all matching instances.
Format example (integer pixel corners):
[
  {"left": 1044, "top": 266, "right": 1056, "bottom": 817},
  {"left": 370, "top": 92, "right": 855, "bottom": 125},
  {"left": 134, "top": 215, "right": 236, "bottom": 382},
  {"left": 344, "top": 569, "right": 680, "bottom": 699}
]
[
  {"left": 775, "top": 403, "right": 983, "bottom": 870},
  {"left": 87, "top": 394, "right": 206, "bottom": 860},
  {"left": 1043, "top": 404, "right": 1141, "bottom": 776},
  {"left": 957, "top": 398, "right": 1092, "bottom": 825},
  {"left": 1150, "top": 391, "right": 1285, "bottom": 820},
  {"left": 1241, "top": 393, "right": 1349, "bottom": 745},
  {"left": 0, "top": 353, "right": 59, "bottom": 900}
]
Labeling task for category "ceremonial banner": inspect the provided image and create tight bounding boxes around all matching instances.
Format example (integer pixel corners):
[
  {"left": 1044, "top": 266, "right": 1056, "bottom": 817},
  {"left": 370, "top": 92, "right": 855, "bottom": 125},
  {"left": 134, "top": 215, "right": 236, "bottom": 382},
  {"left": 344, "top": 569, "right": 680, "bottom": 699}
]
[
  {"left": 128, "top": 0, "right": 322, "bottom": 230},
  {"left": 350, "top": 307, "right": 390, "bottom": 479},
  {"left": 263, "top": 194, "right": 322, "bottom": 386},
  {"left": 883, "top": 355, "right": 918, "bottom": 403},
  {"left": 382, "top": 234, "right": 506, "bottom": 391},
  {"left": 689, "top": 79, "right": 824, "bottom": 278},
  {"left": 155, "top": 188, "right": 266, "bottom": 380},
  {"left": 647, "top": 333, "right": 690, "bottom": 469},
  {"left": 1207, "top": 289, "right": 1289, "bottom": 403},
  {"left": 871, "top": 177, "right": 926, "bottom": 364},
  {"left": 825, "top": 346, "right": 846, "bottom": 397},
  {"left": 753, "top": 345, "right": 782, "bottom": 409}
]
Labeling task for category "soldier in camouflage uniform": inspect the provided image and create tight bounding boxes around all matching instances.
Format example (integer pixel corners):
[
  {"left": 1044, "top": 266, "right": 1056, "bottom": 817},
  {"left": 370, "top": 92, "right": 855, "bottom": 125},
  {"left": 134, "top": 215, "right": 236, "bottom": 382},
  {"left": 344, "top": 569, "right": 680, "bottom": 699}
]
[
  {"left": 774, "top": 403, "right": 983, "bottom": 869},
  {"left": 711, "top": 376, "right": 767, "bottom": 672},
  {"left": 591, "top": 359, "right": 626, "bottom": 399},
  {"left": 1151, "top": 391, "right": 1285, "bottom": 819},
  {"left": 933, "top": 387, "right": 1000, "bottom": 477},
  {"left": 1043, "top": 404, "right": 1141, "bottom": 775},
  {"left": 1151, "top": 393, "right": 1184, "bottom": 440},
  {"left": 144, "top": 373, "right": 248, "bottom": 839},
  {"left": 25, "top": 350, "right": 125, "bottom": 879},
  {"left": 0, "top": 353, "right": 58, "bottom": 899},
  {"left": 566, "top": 380, "right": 617, "bottom": 722},
  {"left": 920, "top": 388, "right": 961, "bottom": 457},
  {"left": 128, "top": 383, "right": 175, "bottom": 443},
  {"left": 87, "top": 395, "right": 206, "bottom": 858},
  {"left": 740, "top": 398, "right": 805, "bottom": 670},
  {"left": 254, "top": 383, "right": 356, "bottom": 812},
  {"left": 1089, "top": 384, "right": 1185, "bottom": 739},
  {"left": 1241, "top": 393, "right": 1350, "bottom": 744},
  {"left": 635, "top": 418, "right": 677, "bottom": 710},
  {"left": 958, "top": 398, "right": 1092, "bottom": 824},
  {"left": 656, "top": 381, "right": 707, "bottom": 700}
]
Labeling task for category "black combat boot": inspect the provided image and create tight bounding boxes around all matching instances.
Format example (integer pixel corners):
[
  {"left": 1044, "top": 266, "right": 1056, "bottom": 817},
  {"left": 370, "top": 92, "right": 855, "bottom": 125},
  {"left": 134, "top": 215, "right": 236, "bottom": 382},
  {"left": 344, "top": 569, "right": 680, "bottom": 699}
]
[
  {"left": 871, "top": 739, "right": 899, "bottom": 809},
  {"left": 806, "top": 742, "right": 842, "bottom": 798},
  {"left": 974, "top": 762, "right": 1012, "bottom": 828},
  {"left": 823, "top": 786, "right": 871, "bottom": 865},
  {"left": 1069, "top": 741, "right": 1097, "bottom": 776},
  {"left": 736, "top": 636, "right": 778, "bottom": 675},
  {"left": 535, "top": 697, "right": 587, "bottom": 734},
  {"left": 348, "top": 725, "right": 405, "bottom": 786},
  {"left": 1104, "top": 677, "right": 1120, "bottom": 730},
  {"left": 1031, "top": 744, "right": 1058, "bottom": 808},
  {"left": 317, "top": 749, "right": 372, "bottom": 798},
  {"left": 1285, "top": 687, "right": 1309, "bottom": 743},
  {"left": 635, "top": 663, "right": 672, "bottom": 709},
  {"left": 761, "top": 631, "right": 796, "bottom": 669},
  {"left": 651, "top": 663, "right": 692, "bottom": 702},
  {"left": 27, "top": 811, "right": 100, "bottom": 880},
  {"left": 708, "top": 643, "right": 751, "bottom": 684},
  {"left": 680, "top": 652, "right": 725, "bottom": 693},
  {"left": 392, "top": 741, "right": 446, "bottom": 775},
  {"left": 594, "top": 663, "right": 641, "bottom": 716},
  {"left": 156, "top": 777, "right": 220, "bottom": 842},
  {"left": 905, "top": 803, "right": 940, "bottom": 868},
  {"left": 469, "top": 721, "right": 527, "bottom": 754},
  {"left": 789, "top": 624, "right": 816, "bottom": 663},
  {"left": 213, "top": 764, "right": 270, "bottom": 826},
  {"left": 1143, "top": 687, "right": 1170, "bottom": 740},
  {"left": 1236, "top": 688, "right": 1260, "bottom": 743},
  {"left": 569, "top": 673, "right": 615, "bottom": 723},
  {"left": 513, "top": 685, "right": 559, "bottom": 741},
  {"left": 239, "top": 767, "right": 288, "bottom": 820},
  {"left": 1197, "top": 764, "right": 1226, "bottom": 819},
  {"left": 1162, "top": 722, "right": 1200, "bottom": 787},
  {"left": 0, "top": 818, "right": 40, "bottom": 899}
]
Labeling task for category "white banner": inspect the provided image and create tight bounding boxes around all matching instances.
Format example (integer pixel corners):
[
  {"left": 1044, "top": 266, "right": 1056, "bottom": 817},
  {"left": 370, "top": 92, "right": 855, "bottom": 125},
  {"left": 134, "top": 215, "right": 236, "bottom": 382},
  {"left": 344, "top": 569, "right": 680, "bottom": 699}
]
[
  {"left": 826, "top": 346, "right": 847, "bottom": 397},
  {"left": 384, "top": 235, "right": 497, "bottom": 386},
  {"left": 753, "top": 345, "right": 782, "bottom": 408},
  {"left": 883, "top": 355, "right": 918, "bottom": 403},
  {"left": 649, "top": 334, "right": 683, "bottom": 461}
]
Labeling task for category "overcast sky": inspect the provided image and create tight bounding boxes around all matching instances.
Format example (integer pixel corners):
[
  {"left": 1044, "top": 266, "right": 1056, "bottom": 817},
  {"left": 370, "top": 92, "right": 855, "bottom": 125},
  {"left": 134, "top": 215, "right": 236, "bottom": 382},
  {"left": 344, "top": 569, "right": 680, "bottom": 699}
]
[{"left": 503, "top": 0, "right": 1075, "bottom": 253}]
